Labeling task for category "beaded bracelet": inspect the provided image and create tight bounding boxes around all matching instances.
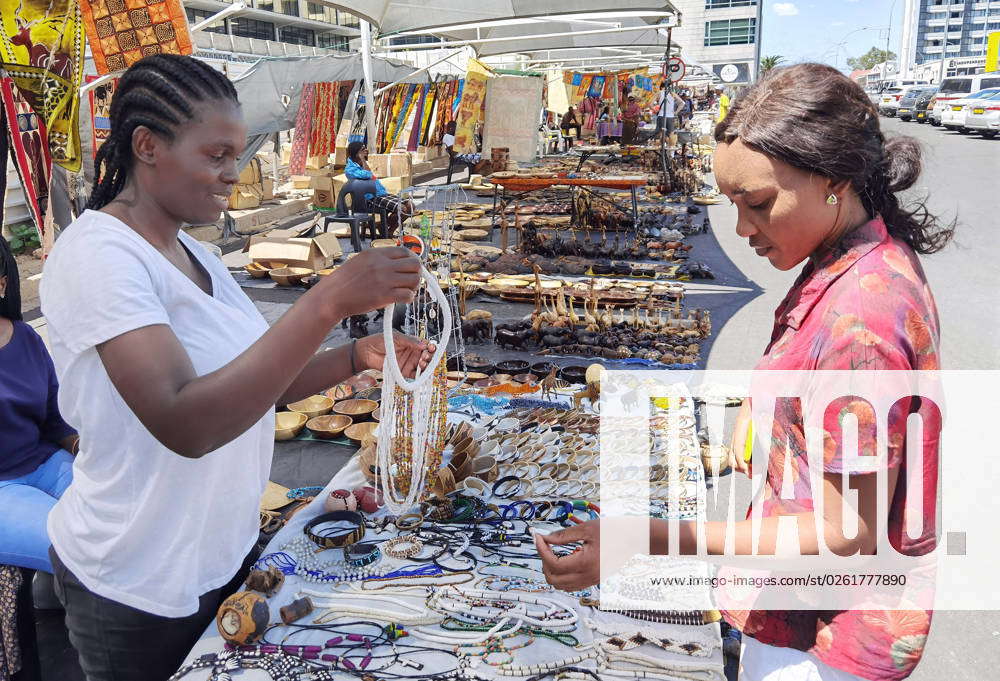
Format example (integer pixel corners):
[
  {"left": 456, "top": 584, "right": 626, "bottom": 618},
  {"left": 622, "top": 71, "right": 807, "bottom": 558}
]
[
  {"left": 381, "top": 535, "right": 424, "bottom": 559},
  {"left": 492, "top": 475, "right": 522, "bottom": 499}
]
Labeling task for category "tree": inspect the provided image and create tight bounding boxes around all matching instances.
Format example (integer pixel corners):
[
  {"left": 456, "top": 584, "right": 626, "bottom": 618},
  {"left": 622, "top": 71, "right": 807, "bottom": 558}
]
[
  {"left": 847, "top": 47, "right": 897, "bottom": 71},
  {"left": 759, "top": 55, "right": 785, "bottom": 75}
]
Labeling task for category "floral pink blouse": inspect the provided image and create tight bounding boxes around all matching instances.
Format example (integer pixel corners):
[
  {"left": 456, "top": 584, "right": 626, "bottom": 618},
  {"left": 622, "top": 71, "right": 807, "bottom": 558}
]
[{"left": 723, "top": 216, "right": 941, "bottom": 681}]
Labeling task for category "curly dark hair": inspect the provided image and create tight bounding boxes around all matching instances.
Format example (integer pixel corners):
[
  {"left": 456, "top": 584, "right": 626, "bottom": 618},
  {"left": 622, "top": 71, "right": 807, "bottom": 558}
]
[
  {"left": 715, "top": 62, "right": 954, "bottom": 254},
  {"left": 87, "top": 54, "right": 239, "bottom": 210}
]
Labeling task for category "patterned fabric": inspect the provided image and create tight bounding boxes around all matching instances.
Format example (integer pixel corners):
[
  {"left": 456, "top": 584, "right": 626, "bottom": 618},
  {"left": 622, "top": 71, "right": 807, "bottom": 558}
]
[
  {"left": 1, "top": 76, "right": 51, "bottom": 240},
  {"left": 288, "top": 83, "right": 315, "bottom": 176},
  {"left": 85, "top": 74, "right": 117, "bottom": 159},
  {"left": 384, "top": 83, "right": 417, "bottom": 153},
  {"left": 417, "top": 83, "right": 435, "bottom": 147},
  {"left": 406, "top": 84, "right": 429, "bottom": 152},
  {"left": 723, "top": 217, "right": 940, "bottom": 681},
  {"left": 79, "top": 0, "right": 193, "bottom": 75},
  {"left": 0, "top": 565, "right": 23, "bottom": 680},
  {"left": 0, "top": 0, "right": 86, "bottom": 171},
  {"left": 309, "top": 81, "right": 339, "bottom": 157}
]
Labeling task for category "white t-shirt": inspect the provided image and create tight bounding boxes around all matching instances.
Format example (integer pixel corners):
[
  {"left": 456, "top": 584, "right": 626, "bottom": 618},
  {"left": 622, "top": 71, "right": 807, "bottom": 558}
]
[
  {"left": 658, "top": 91, "right": 676, "bottom": 118},
  {"left": 442, "top": 133, "right": 456, "bottom": 148},
  {"left": 40, "top": 210, "right": 274, "bottom": 617}
]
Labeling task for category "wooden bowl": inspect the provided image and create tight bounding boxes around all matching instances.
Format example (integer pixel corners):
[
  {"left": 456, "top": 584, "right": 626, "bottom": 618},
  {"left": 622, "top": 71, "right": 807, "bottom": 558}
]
[
  {"left": 307, "top": 414, "right": 352, "bottom": 439},
  {"left": 531, "top": 362, "right": 556, "bottom": 376},
  {"left": 475, "top": 378, "right": 500, "bottom": 388},
  {"left": 287, "top": 395, "right": 335, "bottom": 418},
  {"left": 326, "top": 384, "right": 355, "bottom": 401},
  {"left": 334, "top": 399, "right": 378, "bottom": 418},
  {"left": 496, "top": 359, "right": 530, "bottom": 374},
  {"left": 559, "top": 365, "right": 588, "bottom": 384},
  {"left": 345, "top": 421, "right": 378, "bottom": 443},
  {"left": 371, "top": 239, "right": 397, "bottom": 248},
  {"left": 513, "top": 373, "right": 538, "bottom": 385},
  {"left": 269, "top": 267, "right": 314, "bottom": 286},
  {"left": 245, "top": 262, "right": 276, "bottom": 279},
  {"left": 371, "top": 407, "right": 380, "bottom": 422},
  {"left": 275, "top": 411, "right": 308, "bottom": 441}
]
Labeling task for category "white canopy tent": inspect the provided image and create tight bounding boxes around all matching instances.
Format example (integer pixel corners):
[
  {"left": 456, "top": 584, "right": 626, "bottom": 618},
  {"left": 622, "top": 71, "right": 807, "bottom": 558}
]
[{"left": 311, "top": 1, "right": 678, "bottom": 38}]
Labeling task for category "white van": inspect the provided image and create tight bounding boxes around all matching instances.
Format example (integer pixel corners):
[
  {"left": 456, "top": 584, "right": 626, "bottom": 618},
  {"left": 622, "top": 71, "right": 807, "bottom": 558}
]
[{"left": 930, "top": 72, "right": 1000, "bottom": 125}]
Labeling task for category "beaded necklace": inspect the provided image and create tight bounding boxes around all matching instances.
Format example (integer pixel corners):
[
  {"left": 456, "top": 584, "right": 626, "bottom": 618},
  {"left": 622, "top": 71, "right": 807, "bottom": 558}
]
[{"left": 378, "top": 265, "right": 452, "bottom": 515}]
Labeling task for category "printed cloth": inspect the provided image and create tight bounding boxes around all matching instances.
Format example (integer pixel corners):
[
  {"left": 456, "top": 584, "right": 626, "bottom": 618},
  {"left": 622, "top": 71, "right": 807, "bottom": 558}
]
[
  {"left": 454, "top": 59, "right": 490, "bottom": 154},
  {"left": 0, "top": 0, "right": 86, "bottom": 171},
  {"left": 1, "top": 76, "right": 51, "bottom": 239},
  {"left": 722, "top": 217, "right": 940, "bottom": 681},
  {"left": 309, "top": 81, "right": 339, "bottom": 157},
  {"left": 0, "top": 565, "right": 22, "bottom": 680},
  {"left": 85, "top": 74, "right": 117, "bottom": 159},
  {"left": 288, "top": 83, "right": 316, "bottom": 176},
  {"left": 79, "top": 0, "right": 193, "bottom": 75}
]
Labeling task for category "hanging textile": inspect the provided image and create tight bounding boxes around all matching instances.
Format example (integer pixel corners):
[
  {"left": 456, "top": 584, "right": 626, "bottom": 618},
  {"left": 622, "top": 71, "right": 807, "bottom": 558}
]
[
  {"left": 451, "top": 78, "right": 464, "bottom": 117},
  {"left": 453, "top": 59, "right": 490, "bottom": 154},
  {"left": 288, "top": 83, "right": 316, "bottom": 175},
  {"left": 430, "top": 79, "right": 455, "bottom": 146},
  {"left": 78, "top": 0, "right": 193, "bottom": 75},
  {"left": 418, "top": 83, "right": 436, "bottom": 147},
  {"left": 374, "top": 83, "right": 398, "bottom": 154},
  {"left": 587, "top": 75, "right": 606, "bottom": 99},
  {"left": 85, "top": 74, "right": 118, "bottom": 160},
  {"left": 1, "top": 76, "right": 51, "bottom": 240},
  {"left": 0, "top": 0, "right": 86, "bottom": 171},
  {"left": 309, "top": 81, "right": 339, "bottom": 157},
  {"left": 406, "top": 84, "right": 429, "bottom": 152},
  {"left": 386, "top": 83, "right": 417, "bottom": 152}
]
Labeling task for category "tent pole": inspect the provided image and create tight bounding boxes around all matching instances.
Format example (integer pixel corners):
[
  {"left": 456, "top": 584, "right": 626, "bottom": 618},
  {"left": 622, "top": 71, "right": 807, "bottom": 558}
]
[
  {"left": 374, "top": 50, "right": 461, "bottom": 96},
  {"left": 360, "top": 19, "right": 378, "bottom": 154}
]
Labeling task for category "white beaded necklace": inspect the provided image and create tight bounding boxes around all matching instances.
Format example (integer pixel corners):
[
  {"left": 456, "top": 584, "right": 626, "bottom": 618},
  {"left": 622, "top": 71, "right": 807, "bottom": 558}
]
[{"left": 378, "top": 265, "right": 452, "bottom": 516}]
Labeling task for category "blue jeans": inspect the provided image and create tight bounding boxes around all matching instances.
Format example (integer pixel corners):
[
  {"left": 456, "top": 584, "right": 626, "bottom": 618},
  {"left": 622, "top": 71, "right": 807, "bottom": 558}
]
[{"left": 0, "top": 448, "right": 74, "bottom": 572}]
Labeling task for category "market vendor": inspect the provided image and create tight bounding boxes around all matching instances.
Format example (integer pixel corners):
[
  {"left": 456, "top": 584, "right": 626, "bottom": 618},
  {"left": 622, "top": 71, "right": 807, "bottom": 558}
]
[
  {"left": 39, "top": 54, "right": 434, "bottom": 681},
  {"left": 441, "top": 120, "right": 483, "bottom": 167},
  {"left": 654, "top": 82, "right": 685, "bottom": 142},
  {"left": 537, "top": 62, "right": 948, "bottom": 681},
  {"left": 559, "top": 106, "right": 582, "bottom": 147},
  {"left": 344, "top": 141, "right": 414, "bottom": 237},
  {"left": 621, "top": 95, "right": 641, "bottom": 145},
  {"left": 0, "top": 235, "right": 77, "bottom": 575}
]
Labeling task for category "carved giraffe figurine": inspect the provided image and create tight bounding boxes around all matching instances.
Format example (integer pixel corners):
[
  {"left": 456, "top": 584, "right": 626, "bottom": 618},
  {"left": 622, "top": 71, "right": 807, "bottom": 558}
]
[{"left": 540, "top": 367, "right": 560, "bottom": 401}]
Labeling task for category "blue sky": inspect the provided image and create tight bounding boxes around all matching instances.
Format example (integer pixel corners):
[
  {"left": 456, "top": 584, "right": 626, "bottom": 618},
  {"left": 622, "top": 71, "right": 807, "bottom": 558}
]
[{"left": 760, "top": 0, "right": 904, "bottom": 71}]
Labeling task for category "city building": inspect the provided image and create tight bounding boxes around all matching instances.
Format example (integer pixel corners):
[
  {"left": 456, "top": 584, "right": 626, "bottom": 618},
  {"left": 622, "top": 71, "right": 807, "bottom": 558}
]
[
  {"left": 899, "top": 0, "right": 1000, "bottom": 80},
  {"left": 183, "top": 0, "right": 362, "bottom": 62},
  {"left": 669, "top": 0, "right": 763, "bottom": 85}
]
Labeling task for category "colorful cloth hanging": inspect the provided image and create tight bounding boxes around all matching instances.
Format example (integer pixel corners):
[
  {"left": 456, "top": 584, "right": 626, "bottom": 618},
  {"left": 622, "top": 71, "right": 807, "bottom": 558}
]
[
  {"left": 309, "top": 81, "right": 339, "bottom": 157},
  {"left": 1, "top": 76, "right": 52, "bottom": 241},
  {"left": 85, "top": 74, "right": 117, "bottom": 159},
  {"left": 288, "top": 83, "right": 316, "bottom": 175},
  {"left": 418, "top": 83, "right": 436, "bottom": 147},
  {"left": 386, "top": 83, "right": 417, "bottom": 152},
  {"left": 406, "top": 84, "right": 429, "bottom": 152},
  {"left": 453, "top": 59, "right": 490, "bottom": 154},
  {"left": 78, "top": 0, "right": 193, "bottom": 75},
  {"left": 0, "top": 0, "right": 86, "bottom": 171}
]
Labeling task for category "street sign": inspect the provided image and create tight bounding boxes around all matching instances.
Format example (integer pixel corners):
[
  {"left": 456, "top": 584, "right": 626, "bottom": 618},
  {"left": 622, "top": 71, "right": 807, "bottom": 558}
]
[{"left": 666, "top": 56, "right": 686, "bottom": 83}]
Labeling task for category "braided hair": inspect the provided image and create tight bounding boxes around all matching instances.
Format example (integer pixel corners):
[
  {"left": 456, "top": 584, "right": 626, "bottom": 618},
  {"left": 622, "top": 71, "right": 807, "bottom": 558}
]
[
  {"left": 715, "top": 62, "right": 954, "bottom": 255},
  {"left": 87, "top": 54, "right": 239, "bottom": 210},
  {"left": 0, "top": 234, "right": 21, "bottom": 321}
]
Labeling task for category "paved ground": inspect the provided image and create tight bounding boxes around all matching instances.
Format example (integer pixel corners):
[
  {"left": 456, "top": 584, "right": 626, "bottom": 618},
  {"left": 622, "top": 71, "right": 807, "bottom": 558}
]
[{"left": 705, "top": 116, "right": 1000, "bottom": 680}]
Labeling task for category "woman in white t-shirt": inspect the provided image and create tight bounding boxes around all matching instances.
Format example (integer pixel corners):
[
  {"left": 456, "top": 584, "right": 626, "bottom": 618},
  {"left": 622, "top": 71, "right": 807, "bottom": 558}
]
[{"left": 40, "top": 54, "right": 431, "bottom": 681}]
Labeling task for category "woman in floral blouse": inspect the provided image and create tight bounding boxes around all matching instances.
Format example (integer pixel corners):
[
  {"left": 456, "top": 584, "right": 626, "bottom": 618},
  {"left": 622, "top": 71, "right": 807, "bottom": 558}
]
[{"left": 535, "top": 62, "right": 951, "bottom": 681}]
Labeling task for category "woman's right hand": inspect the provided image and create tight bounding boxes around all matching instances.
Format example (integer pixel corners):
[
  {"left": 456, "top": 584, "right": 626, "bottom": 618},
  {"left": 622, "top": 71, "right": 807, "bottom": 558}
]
[{"left": 317, "top": 247, "right": 422, "bottom": 321}]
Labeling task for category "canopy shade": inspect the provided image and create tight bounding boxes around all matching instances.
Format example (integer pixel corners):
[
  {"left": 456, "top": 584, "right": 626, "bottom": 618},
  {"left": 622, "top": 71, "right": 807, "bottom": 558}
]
[
  {"left": 430, "top": 17, "right": 678, "bottom": 59},
  {"left": 233, "top": 53, "right": 423, "bottom": 136},
  {"left": 313, "top": 0, "right": 677, "bottom": 37}
]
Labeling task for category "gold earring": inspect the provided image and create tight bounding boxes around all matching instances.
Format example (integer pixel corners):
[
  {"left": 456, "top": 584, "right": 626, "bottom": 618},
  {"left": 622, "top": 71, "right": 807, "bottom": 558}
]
[{"left": 826, "top": 194, "right": 839, "bottom": 206}]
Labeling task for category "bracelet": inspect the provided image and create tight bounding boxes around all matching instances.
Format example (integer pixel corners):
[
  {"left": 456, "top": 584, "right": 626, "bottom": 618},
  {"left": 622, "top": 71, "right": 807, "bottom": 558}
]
[
  {"left": 303, "top": 511, "right": 365, "bottom": 549},
  {"left": 344, "top": 542, "right": 381, "bottom": 567},
  {"left": 349, "top": 339, "right": 359, "bottom": 375},
  {"left": 382, "top": 536, "right": 424, "bottom": 559},
  {"left": 492, "top": 475, "right": 522, "bottom": 499},
  {"left": 395, "top": 512, "right": 424, "bottom": 531}
]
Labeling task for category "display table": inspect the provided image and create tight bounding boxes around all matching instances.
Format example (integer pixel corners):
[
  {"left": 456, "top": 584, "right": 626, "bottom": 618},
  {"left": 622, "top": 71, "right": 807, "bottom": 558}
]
[
  {"left": 175, "top": 398, "right": 724, "bottom": 681},
  {"left": 596, "top": 121, "right": 623, "bottom": 141},
  {"left": 490, "top": 176, "right": 646, "bottom": 233}
]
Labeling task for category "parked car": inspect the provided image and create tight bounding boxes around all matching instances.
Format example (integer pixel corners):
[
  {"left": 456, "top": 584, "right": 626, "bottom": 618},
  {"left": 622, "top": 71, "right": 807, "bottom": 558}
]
[
  {"left": 878, "top": 83, "right": 931, "bottom": 116},
  {"left": 963, "top": 90, "right": 1000, "bottom": 138},
  {"left": 897, "top": 86, "right": 937, "bottom": 122},
  {"left": 941, "top": 87, "right": 1000, "bottom": 132},
  {"left": 912, "top": 88, "right": 938, "bottom": 123},
  {"left": 930, "top": 73, "right": 1000, "bottom": 127}
]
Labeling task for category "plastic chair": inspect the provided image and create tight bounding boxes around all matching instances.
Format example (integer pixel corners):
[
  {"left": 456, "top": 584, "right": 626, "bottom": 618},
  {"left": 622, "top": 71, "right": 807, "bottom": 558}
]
[{"left": 322, "top": 179, "right": 380, "bottom": 252}]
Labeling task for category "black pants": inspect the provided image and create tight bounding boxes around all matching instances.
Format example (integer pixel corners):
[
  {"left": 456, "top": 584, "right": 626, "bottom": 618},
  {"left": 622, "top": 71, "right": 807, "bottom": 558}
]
[
  {"left": 50, "top": 546, "right": 260, "bottom": 681},
  {"left": 561, "top": 124, "right": 582, "bottom": 146}
]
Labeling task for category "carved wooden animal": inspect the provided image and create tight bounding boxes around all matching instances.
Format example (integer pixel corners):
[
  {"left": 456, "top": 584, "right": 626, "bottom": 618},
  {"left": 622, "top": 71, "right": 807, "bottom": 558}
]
[
  {"left": 540, "top": 367, "right": 560, "bottom": 400},
  {"left": 573, "top": 382, "right": 601, "bottom": 411}
]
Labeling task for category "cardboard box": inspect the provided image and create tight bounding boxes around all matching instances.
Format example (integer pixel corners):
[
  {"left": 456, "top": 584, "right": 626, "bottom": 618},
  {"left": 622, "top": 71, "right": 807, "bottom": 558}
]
[
  {"left": 368, "top": 152, "right": 412, "bottom": 180},
  {"left": 306, "top": 154, "right": 329, "bottom": 170},
  {"left": 245, "top": 228, "right": 342, "bottom": 271},
  {"left": 310, "top": 176, "right": 336, "bottom": 209},
  {"left": 262, "top": 178, "right": 275, "bottom": 201},
  {"left": 228, "top": 184, "right": 262, "bottom": 210},
  {"left": 291, "top": 175, "right": 312, "bottom": 190},
  {"left": 238, "top": 158, "right": 262, "bottom": 185},
  {"left": 334, "top": 146, "right": 347, "bottom": 166},
  {"left": 379, "top": 175, "right": 411, "bottom": 195}
]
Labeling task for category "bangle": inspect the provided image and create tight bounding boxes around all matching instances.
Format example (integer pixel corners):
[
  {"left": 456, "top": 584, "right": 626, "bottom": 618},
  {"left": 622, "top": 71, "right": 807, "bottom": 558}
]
[
  {"left": 303, "top": 511, "right": 365, "bottom": 549},
  {"left": 492, "top": 475, "right": 522, "bottom": 499},
  {"left": 349, "top": 339, "right": 359, "bottom": 375},
  {"left": 344, "top": 542, "right": 381, "bottom": 567},
  {"left": 395, "top": 512, "right": 424, "bottom": 531},
  {"left": 382, "top": 536, "right": 423, "bottom": 559}
]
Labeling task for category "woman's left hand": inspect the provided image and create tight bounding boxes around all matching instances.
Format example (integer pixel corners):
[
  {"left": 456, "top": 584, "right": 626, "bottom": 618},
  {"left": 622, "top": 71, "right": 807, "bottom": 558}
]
[{"left": 355, "top": 332, "right": 436, "bottom": 377}]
